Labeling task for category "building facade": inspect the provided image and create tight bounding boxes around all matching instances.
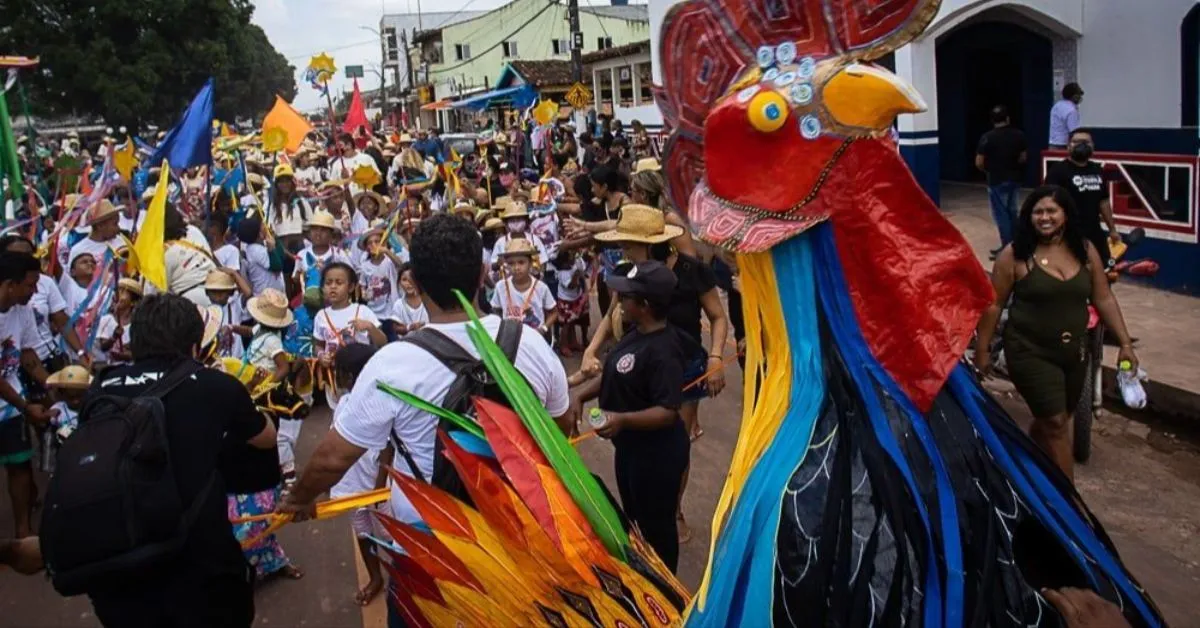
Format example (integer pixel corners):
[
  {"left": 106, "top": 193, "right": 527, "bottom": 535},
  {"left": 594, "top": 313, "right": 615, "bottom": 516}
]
[{"left": 648, "top": 0, "right": 1200, "bottom": 294}]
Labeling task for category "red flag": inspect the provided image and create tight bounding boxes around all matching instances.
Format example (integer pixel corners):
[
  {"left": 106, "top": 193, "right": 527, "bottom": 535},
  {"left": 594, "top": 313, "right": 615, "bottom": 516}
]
[{"left": 342, "top": 78, "right": 372, "bottom": 138}]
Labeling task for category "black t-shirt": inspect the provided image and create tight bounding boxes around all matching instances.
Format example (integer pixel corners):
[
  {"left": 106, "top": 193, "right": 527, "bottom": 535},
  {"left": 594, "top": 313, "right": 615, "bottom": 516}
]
[
  {"left": 221, "top": 423, "right": 282, "bottom": 496},
  {"left": 1045, "top": 160, "right": 1111, "bottom": 240},
  {"left": 976, "top": 125, "right": 1027, "bottom": 185},
  {"left": 667, "top": 254, "right": 718, "bottom": 346},
  {"left": 599, "top": 326, "right": 686, "bottom": 451},
  {"left": 87, "top": 358, "right": 268, "bottom": 591}
]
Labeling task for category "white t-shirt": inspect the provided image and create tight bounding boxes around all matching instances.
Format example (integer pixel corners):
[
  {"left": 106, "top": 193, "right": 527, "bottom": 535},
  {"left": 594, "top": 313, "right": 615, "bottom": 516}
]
[
  {"left": 29, "top": 275, "right": 68, "bottom": 360},
  {"left": 330, "top": 152, "right": 381, "bottom": 195},
  {"left": 118, "top": 210, "right": 147, "bottom": 235},
  {"left": 555, "top": 257, "right": 588, "bottom": 302},
  {"left": 389, "top": 297, "right": 429, "bottom": 329},
  {"left": 349, "top": 210, "right": 371, "bottom": 238},
  {"left": 266, "top": 197, "right": 313, "bottom": 237},
  {"left": 244, "top": 327, "right": 286, "bottom": 373},
  {"left": 490, "top": 277, "right": 556, "bottom": 330},
  {"left": 60, "top": 279, "right": 90, "bottom": 318},
  {"left": 163, "top": 241, "right": 216, "bottom": 301},
  {"left": 241, "top": 243, "right": 285, "bottom": 294},
  {"left": 293, "top": 166, "right": 323, "bottom": 190},
  {"left": 214, "top": 244, "right": 240, "bottom": 270},
  {"left": 329, "top": 403, "right": 385, "bottom": 498},
  {"left": 313, "top": 304, "right": 380, "bottom": 356},
  {"left": 358, "top": 256, "right": 398, "bottom": 318},
  {"left": 96, "top": 314, "right": 132, "bottom": 365},
  {"left": 216, "top": 297, "right": 247, "bottom": 359},
  {"left": 0, "top": 305, "right": 38, "bottom": 420},
  {"left": 67, "top": 234, "right": 127, "bottom": 269},
  {"left": 294, "top": 246, "right": 351, "bottom": 289},
  {"left": 333, "top": 315, "right": 569, "bottom": 522}
]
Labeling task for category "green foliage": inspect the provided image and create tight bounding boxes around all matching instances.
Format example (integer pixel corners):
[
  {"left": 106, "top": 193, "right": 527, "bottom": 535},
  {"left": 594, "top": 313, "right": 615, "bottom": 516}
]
[{"left": 0, "top": 0, "right": 297, "bottom": 128}]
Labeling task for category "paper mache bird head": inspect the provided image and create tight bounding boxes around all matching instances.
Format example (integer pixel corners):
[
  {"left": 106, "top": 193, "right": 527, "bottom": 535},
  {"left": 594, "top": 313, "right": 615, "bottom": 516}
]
[{"left": 656, "top": 0, "right": 941, "bottom": 252}]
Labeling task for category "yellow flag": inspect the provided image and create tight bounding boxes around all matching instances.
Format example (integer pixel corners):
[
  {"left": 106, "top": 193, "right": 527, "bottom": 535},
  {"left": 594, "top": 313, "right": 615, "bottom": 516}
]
[
  {"left": 113, "top": 138, "right": 138, "bottom": 182},
  {"left": 131, "top": 161, "right": 170, "bottom": 291}
]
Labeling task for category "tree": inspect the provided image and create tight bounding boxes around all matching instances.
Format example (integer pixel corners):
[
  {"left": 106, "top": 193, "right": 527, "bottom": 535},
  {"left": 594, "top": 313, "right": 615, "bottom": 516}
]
[{"left": 0, "top": 0, "right": 297, "bottom": 130}]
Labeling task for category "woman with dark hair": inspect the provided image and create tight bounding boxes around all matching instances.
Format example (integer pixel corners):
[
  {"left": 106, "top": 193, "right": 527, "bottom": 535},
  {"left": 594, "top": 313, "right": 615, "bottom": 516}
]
[
  {"left": 267, "top": 165, "right": 312, "bottom": 252},
  {"left": 974, "top": 185, "right": 1137, "bottom": 480}
]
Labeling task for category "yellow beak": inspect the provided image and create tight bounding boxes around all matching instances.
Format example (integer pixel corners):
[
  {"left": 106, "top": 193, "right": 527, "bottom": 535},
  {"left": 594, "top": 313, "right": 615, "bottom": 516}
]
[{"left": 823, "top": 62, "right": 927, "bottom": 131}]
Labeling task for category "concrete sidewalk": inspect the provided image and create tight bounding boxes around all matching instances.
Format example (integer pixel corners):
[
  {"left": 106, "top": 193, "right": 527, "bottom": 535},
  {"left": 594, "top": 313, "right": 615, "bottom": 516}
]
[{"left": 942, "top": 183, "right": 1200, "bottom": 423}]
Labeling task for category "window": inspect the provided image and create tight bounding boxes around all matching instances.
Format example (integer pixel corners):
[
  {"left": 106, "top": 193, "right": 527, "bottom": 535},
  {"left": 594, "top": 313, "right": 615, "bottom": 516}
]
[
  {"left": 596, "top": 36, "right": 613, "bottom": 50},
  {"left": 455, "top": 43, "right": 471, "bottom": 61},
  {"left": 502, "top": 41, "right": 519, "bottom": 58},
  {"left": 552, "top": 39, "right": 570, "bottom": 55}
]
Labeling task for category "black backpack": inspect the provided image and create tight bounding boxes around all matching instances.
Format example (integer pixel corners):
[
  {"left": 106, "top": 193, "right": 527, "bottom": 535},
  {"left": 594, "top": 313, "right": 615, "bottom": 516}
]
[
  {"left": 393, "top": 320, "right": 523, "bottom": 501},
  {"left": 39, "top": 360, "right": 213, "bottom": 596}
]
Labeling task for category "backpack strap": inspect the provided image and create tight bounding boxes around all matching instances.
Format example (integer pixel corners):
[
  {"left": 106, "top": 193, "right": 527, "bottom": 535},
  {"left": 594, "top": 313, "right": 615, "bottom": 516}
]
[
  {"left": 495, "top": 318, "right": 522, "bottom": 364},
  {"left": 143, "top": 359, "right": 204, "bottom": 399}
]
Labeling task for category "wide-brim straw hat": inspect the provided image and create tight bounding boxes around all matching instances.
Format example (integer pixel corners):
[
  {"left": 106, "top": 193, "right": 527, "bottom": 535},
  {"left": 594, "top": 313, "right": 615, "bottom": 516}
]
[
  {"left": 482, "top": 217, "right": 505, "bottom": 232},
  {"left": 117, "top": 277, "right": 144, "bottom": 296},
  {"left": 359, "top": 219, "right": 388, "bottom": 250},
  {"left": 247, "top": 288, "right": 294, "bottom": 328},
  {"left": 595, "top": 204, "right": 683, "bottom": 244},
  {"left": 633, "top": 157, "right": 661, "bottom": 174},
  {"left": 198, "top": 304, "right": 223, "bottom": 349},
  {"left": 247, "top": 172, "right": 266, "bottom": 187},
  {"left": 306, "top": 210, "right": 338, "bottom": 230},
  {"left": 46, "top": 365, "right": 92, "bottom": 390},
  {"left": 204, "top": 269, "right": 237, "bottom": 291},
  {"left": 354, "top": 190, "right": 388, "bottom": 210},
  {"left": 319, "top": 179, "right": 348, "bottom": 192},
  {"left": 500, "top": 237, "right": 538, "bottom": 258},
  {"left": 88, "top": 200, "right": 120, "bottom": 225},
  {"left": 452, "top": 201, "right": 476, "bottom": 217},
  {"left": 474, "top": 210, "right": 494, "bottom": 226},
  {"left": 499, "top": 201, "right": 529, "bottom": 220}
]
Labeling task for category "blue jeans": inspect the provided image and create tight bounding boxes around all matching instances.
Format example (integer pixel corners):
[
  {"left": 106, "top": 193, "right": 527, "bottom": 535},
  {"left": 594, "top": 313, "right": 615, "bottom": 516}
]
[{"left": 988, "top": 181, "right": 1020, "bottom": 248}]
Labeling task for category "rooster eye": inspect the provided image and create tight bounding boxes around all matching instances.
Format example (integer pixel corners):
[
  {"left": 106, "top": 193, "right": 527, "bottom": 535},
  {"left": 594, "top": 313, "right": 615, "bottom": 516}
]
[{"left": 747, "top": 91, "right": 789, "bottom": 133}]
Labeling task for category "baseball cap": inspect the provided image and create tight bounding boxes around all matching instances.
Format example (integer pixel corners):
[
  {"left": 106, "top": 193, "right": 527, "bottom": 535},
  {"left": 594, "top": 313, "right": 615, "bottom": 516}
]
[{"left": 605, "top": 260, "right": 676, "bottom": 303}]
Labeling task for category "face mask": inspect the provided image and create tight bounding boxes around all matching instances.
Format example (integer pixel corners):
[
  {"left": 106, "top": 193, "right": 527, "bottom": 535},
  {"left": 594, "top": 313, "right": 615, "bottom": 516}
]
[
  {"left": 508, "top": 219, "right": 528, "bottom": 234},
  {"left": 1070, "top": 143, "right": 1093, "bottom": 162}
]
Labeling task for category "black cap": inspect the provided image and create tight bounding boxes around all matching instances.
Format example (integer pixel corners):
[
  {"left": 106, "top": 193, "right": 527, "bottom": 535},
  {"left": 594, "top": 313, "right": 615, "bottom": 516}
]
[{"left": 605, "top": 260, "right": 676, "bottom": 302}]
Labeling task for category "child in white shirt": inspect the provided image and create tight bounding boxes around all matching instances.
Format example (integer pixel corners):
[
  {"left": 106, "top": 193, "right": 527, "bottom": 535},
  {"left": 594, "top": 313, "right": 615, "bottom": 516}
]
[
  {"left": 490, "top": 242, "right": 557, "bottom": 335},
  {"left": 388, "top": 263, "right": 429, "bottom": 336},
  {"left": 96, "top": 278, "right": 143, "bottom": 366},
  {"left": 313, "top": 263, "right": 386, "bottom": 409},
  {"left": 42, "top": 365, "right": 91, "bottom": 474},
  {"left": 356, "top": 226, "right": 404, "bottom": 337}
]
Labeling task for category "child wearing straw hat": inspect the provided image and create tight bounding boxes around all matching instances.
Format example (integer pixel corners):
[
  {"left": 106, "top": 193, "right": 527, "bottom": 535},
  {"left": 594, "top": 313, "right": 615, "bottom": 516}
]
[
  {"left": 489, "top": 201, "right": 549, "bottom": 269},
  {"left": 490, "top": 239, "right": 557, "bottom": 337},
  {"left": 295, "top": 211, "right": 352, "bottom": 304},
  {"left": 357, "top": 221, "right": 405, "bottom": 339},
  {"left": 243, "top": 289, "right": 307, "bottom": 484},
  {"left": 41, "top": 365, "right": 92, "bottom": 473},
  {"left": 204, "top": 269, "right": 252, "bottom": 359},
  {"left": 95, "top": 278, "right": 143, "bottom": 367}
]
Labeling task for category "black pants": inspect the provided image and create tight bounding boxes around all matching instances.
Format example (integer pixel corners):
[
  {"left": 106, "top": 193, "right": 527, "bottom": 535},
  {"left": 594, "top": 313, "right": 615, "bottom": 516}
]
[
  {"left": 613, "top": 421, "right": 690, "bottom": 572},
  {"left": 90, "top": 567, "right": 254, "bottom": 628}
]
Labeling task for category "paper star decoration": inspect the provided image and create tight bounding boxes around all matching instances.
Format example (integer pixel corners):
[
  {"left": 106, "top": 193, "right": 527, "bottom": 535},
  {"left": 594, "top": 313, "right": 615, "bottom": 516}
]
[
  {"left": 261, "top": 127, "right": 288, "bottom": 153},
  {"left": 308, "top": 53, "right": 337, "bottom": 84},
  {"left": 532, "top": 100, "right": 559, "bottom": 126},
  {"left": 352, "top": 164, "right": 381, "bottom": 189}
]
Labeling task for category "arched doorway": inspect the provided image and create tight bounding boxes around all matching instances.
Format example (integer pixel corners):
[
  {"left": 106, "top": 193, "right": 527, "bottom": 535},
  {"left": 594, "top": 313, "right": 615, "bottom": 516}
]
[{"left": 935, "top": 8, "right": 1055, "bottom": 185}]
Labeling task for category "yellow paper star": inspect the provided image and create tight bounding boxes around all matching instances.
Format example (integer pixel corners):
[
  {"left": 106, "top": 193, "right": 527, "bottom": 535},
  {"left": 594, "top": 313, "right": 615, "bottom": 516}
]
[
  {"left": 352, "top": 164, "right": 381, "bottom": 189},
  {"left": 309, "top": 53, "right": 337, "bottom": 84},
  {"left": 113, "top": 138, "right": 138, "bottom": 182},
  {"left": 261, "top": 127, "right": 288, "bottom": 153},
  {"left": 532, "top": 100, "right": 559, "bottom": 126}
]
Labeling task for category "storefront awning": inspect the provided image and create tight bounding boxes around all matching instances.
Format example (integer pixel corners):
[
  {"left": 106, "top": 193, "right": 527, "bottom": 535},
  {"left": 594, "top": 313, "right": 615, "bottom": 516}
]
[
  {"left": 449, "top": 84, "right": 537, "bottom": 112},
  {"left": 420, "top": 99, "right": 453, "bottom": 111}
]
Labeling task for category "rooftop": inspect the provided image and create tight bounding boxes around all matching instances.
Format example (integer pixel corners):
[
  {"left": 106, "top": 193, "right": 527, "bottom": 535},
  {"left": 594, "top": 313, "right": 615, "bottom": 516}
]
[
  {"left": 506, "top": 60, "right": 574, "bottom": 88},
  {"left": 581, "top": 39, "right": 651, "bottom": 64}
]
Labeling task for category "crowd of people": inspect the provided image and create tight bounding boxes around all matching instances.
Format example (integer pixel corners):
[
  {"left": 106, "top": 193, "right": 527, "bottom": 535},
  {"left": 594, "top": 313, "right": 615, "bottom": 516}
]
[{"left": 0, "top": 114, "right": 752, "bottom": 625}]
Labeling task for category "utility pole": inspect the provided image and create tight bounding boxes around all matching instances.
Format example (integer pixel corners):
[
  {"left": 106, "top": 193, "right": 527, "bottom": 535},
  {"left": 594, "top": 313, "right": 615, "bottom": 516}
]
[{"left": 568, "top": 0, "right": 582, "bottom": 83}]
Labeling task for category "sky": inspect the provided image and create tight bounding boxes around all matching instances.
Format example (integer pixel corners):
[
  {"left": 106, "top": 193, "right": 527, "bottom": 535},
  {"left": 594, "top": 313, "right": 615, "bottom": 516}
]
[{"left": 251, "top": 0, "right": 646, "bottom": 113}]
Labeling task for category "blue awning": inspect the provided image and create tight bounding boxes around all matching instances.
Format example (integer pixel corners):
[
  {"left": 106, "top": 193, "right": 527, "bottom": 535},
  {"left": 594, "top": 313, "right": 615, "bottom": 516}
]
[{"left": 450, "top": 84, "right": 537, "bottom": 112}]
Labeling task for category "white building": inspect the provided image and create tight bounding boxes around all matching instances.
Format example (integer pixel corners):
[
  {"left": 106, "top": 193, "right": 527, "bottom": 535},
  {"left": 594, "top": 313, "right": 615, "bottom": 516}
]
[{"left": 648, "top": 0, "right": 1200, "bottom": 293}]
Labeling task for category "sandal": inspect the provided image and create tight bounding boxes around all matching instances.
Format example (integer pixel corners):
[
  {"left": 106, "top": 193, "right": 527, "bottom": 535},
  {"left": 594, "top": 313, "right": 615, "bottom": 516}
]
[
  {"left": 279, "top": 564, "right": 305, "bottom": 580},
  {"left": 354, "top": 578, "right": 384, "bottom": 606}
]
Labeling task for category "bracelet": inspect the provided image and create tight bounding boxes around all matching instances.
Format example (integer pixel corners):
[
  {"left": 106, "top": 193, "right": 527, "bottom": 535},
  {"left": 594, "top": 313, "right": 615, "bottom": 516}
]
[{"left": 708, "top": 354, "right": 722, "bottom": 360}]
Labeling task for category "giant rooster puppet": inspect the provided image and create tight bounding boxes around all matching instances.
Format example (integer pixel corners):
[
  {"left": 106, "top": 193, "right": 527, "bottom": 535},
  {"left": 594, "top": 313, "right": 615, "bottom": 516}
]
[
  {"left": 369, "top": 1, "right": 1164, "bottom": 627},
  {"left": 652, "top": 0, "right": 1165, "bottom": 626}
]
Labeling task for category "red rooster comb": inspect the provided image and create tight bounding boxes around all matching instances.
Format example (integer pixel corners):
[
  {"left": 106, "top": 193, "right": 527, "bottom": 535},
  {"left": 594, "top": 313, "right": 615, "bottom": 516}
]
[{"left": 656, "top": 0, "right": 941, "bottom": 252}]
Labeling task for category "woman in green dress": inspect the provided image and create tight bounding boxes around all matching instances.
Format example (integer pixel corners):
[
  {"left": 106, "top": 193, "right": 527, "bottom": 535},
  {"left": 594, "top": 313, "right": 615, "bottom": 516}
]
[{"left": 975, "top": 185, "right": 1138, "bottom": 481}]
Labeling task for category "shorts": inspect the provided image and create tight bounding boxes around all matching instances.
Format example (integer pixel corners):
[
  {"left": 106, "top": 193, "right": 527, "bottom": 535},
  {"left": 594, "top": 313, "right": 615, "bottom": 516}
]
[
  {"left": 1004, "top": 331, "right": 1087, "bottom": 419},
  {"left": 351, "top": 506, "right": 379, "bottom": 538},
  {"left": 681, "top": 356, "right": 709, "bottom": 403},
  {"left": 0, "top": 416, "right": 33, "bottom": 466}
]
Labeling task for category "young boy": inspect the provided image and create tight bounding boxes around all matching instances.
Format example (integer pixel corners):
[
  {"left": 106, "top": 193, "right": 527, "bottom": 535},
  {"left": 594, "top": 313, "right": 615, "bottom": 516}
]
[
  {"left": 490, "top": 238, "right": 557, "bottom": 336},
  {"left": 294, "top": 211, "right": 351, "bottom": 304},
  {"left": 41, "top": 365, "right": 91, "bottom": 474},
  {"left": 204, "top": 269, "right": 252, "bottom": 359},
  {"left": 357, "top": 222, "right": 404, "bottom": 339},
  {"left": 96, "top": 278, "right": 142, "bottom": 367}
]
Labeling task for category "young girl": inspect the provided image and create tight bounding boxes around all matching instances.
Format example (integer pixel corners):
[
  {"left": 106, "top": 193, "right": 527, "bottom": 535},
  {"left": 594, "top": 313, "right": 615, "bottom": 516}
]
[
  {"left": 313, "top": 263, "right": 386, "bottom": 408},
  {"left": 96, "top": 278, "right": 143, "bottom": 366},
  {"left": 204, "top": 269, "right": 252, "bottom": 359},
  {"left": 552, "top": 250, "right": 589, "bottom": 357},
  {"left": 388, "top": 263, "right": 428, "bottom": 336},
  {"left": 350, "top": 191, "right": 386, "bottom": 237},
  {"left": 329, "top": 343, "right": 394, "bottom": 606},
  {"left": 357, "top": 223, "right": 404, "bottom": 339},
  {"left": 490, "top": 239, "right": 557, "bottom": 336},
  {"left": 237, "top": 215, "right": 286, "bottom": 295},
  {"left": 244, "top": 288, "right": 305, "bottom": 483}
]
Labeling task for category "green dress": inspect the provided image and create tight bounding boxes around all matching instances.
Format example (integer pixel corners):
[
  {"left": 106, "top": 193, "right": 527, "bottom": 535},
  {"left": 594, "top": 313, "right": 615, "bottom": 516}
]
[{"left": 1003, "top": 258, "right": 1092, "bottom": 418}]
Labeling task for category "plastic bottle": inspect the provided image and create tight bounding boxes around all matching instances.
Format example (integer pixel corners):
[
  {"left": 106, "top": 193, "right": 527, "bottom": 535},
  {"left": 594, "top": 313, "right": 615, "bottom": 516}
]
[
  {"left": 1117, "top": 361, "right": 1147, "bottom": 410},
  {"left": 588, "top": 407, "right": 608, "bottom": 429}
]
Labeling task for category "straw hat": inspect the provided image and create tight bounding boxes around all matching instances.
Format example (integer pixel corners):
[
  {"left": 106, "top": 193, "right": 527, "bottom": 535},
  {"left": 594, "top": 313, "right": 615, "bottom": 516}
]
[
  {"left": 274, "top": 163, "right": 294, "bottom": 179},
  {"left": 247, "top": 172, "right": 266, "bottom": 188},
  {"left": 198, "top": 304, "right": 223, "bottom": 350},
  {"left": 247, "top": 288, "right": 294, "bottom": 328},
  {"left": 474, "top": 210, "right": 494, "bottom": 226},
  {"left": 633, "top": 157, "right": 661, "bottom": 174},
  {"left": 306, "top": 210, "right": 338, "bottom": 230},
  {"left": 452, "top": 201, "right": 476, "bottom": 218},
  {"left": 490, "top": 195, "right": 513, "bottom": 213},
  {"left": 499, "top": 201, "right": 529, "bottom": 220},
  {"left": 397, "top": 218, "right": 422, "bottom": 233},
  {"left": 46, "top": 365, "right": 92, "bottom": 390},
  {"left": 354, "top": 190, "right": 388, "bottom": 210},
  {"left": 594, "top": 204, "right": 683, "bottom": 244},
  {"left": 500, "top": 238, "right": 538, "bottom": 258},
  {"left": 88, "top": 200, "right": 120, "bottom": 225},
  {"left": 359, "top": 219, "right": 388, "bottom": 250},
  {"left": 204, "top": 269, "right": 237, "bottom": 291},
  {"left": 319, "top": 179, "right": 347, "bottom": 192},
  {"left": 118, "top": 277, "right": 144, "bottom": 296},
  {"left": 482, "top": 217, "right": 505, "bottom": 232},
  {"left": 399, "top": 133, "right": 414, "bottom": 144},
  {"left": 58, "top": 193, "right": 82, "bottom": 210}
]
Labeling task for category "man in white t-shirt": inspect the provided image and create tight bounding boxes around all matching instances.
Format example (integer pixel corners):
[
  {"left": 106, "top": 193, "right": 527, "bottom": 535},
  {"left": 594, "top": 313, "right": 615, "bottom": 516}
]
[
  {"left": 281, "top": 215, "right": 570, "bottom": 531},
  {"left": 330, "top": 132, "right": 381, "bottom": 196},
  {"left": 67, "top": 200, "right": 129, "bottom": 270},
  {"left": 0, "top": 252, "right": 53, "bottom": 539}
]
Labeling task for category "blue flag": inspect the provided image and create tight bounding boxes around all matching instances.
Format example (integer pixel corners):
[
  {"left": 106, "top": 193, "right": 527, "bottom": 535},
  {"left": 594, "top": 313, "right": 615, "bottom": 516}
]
[{"left": 147, "top": 78, "right": 214, "bottom": 169}]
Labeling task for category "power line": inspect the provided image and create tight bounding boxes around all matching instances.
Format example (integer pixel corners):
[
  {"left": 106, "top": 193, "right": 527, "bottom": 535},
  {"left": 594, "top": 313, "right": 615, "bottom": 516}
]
[
  {"left": 431, "top": 0, "right": 555, "bottom": 74},
  {"left": 436, "top": 0, "right": 544, "bottom": 62}
]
